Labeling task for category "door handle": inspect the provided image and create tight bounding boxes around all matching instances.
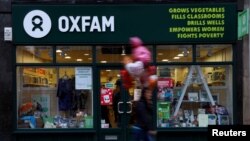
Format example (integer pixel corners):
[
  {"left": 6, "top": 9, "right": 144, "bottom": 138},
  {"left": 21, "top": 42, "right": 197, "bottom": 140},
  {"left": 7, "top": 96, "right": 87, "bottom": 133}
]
[
  {"left": 118, "top": 102, "right": 124, "bottom": 114},
  {"left": 126, "top": 101, "right": 132, "bottom": 114}
]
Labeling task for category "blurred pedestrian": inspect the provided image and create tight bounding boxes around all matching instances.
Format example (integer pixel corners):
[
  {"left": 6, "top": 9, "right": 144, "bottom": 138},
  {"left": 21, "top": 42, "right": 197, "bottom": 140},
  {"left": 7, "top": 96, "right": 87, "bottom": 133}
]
[
  {"left": 132, "top": 88, "right": 156, "bottom": 141},
  {"left": 121, "top": 37, "right": 157, "bottom": 141}
]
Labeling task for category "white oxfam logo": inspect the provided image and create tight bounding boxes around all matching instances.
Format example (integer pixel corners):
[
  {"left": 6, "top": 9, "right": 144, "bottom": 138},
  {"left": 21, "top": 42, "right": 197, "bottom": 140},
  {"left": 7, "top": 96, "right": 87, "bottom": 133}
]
[{"left": 23, "top": 10, "right": 52, "bottom": 38}]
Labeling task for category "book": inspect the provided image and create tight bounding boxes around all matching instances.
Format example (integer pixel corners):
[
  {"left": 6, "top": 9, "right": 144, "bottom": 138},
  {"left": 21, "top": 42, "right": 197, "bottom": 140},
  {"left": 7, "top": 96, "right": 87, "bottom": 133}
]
[
  {"left": 198, "top": 108, "right": 206, "bottom": 114},
  {"left": 208, "top": 114, "right": 217, "bottom": 125},
  {"left": 188, "top": 92, "right": 199, "bottom": 101},
  {"left": 184, "top": 110, "right": 194, "bottom": 122},
  {"left": 218, "top": 115, "right": 230, "bottom": 125},
  {"left": 157, "top": 102, "right": 171, "bottom": 120},
  {"left": 199, "top": 91, "right": 208, "bottom": 102},
  {"left": 198, "top": 114, "right": 208, "bottom": 127}
]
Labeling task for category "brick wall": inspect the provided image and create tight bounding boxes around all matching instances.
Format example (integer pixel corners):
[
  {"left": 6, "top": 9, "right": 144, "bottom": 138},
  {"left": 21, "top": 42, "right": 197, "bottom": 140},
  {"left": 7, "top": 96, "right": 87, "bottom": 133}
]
[
  {"left": 0, "top": 0, "right": 13, "bottom": 141},
  {"left": 243, "top": 0, "right": 250, "bottom": 125}
]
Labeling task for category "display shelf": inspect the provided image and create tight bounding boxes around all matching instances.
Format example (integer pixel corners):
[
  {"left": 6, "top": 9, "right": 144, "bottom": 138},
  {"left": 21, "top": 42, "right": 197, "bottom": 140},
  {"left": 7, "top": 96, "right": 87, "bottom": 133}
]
[
  {"left": 180, "top": 100, "right": 210, "bottom": 103},
  {"left": 173, "top": 65, "right": 215, "bottom": 116},
  {"left": 22, "top": 68, "right": 55, "bottom": 88},
  {"left": 23, "top": 83, "right": 50, "bottom": 87}
]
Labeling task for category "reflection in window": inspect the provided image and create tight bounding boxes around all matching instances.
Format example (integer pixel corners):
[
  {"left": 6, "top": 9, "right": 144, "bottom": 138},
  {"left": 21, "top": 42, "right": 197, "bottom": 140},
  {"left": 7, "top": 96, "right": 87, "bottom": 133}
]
[
  {"left": 16, "top": 46, "right": 53, "bottom": 63},
  {"left": 96, "top": 45, "right": 153, "bottom": 63},
  {"left": 56, "top": 46, "right": 92, "bottom": 63},
  {"left": 17, "top": 67, "right": 93, "bottom": 129},
  {"left": 156, "top": 45, "right": 192, "bottom": 62},
  {"left": 156, "top": 65, "right": 233, "bottom": 128},
  {"left": 196, "top": 44, "right": 232, "bottom": 62}
]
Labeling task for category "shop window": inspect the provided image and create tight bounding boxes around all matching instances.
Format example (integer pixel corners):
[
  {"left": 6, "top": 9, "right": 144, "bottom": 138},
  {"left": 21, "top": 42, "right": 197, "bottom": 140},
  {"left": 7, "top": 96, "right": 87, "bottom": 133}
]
[
  {"left": 196, "top": 44, "right": 232, "bottom": 62},
  {"left": 56, "top": 46, "right": 92, "bottom": 63},
  {"left": 156, "top": 45, "right": 192, "bottom": 63},
  {"left": 16, "top": 46, "right": 53, "bottom": 63},
  {"left": 156, "top": 65, "right": 233, "bottom": 128},
  {"left": 16, "top": 67, "right": 94, "bottom": 129},
  {"left": 96, "top": 45, "right": 153, "bottom": 63}
]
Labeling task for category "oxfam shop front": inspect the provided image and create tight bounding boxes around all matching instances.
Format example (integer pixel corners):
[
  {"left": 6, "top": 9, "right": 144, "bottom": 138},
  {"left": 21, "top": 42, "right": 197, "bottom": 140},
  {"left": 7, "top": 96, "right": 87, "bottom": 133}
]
[{"left": 12, "top": 3, "right": 238, "bottom": 141}]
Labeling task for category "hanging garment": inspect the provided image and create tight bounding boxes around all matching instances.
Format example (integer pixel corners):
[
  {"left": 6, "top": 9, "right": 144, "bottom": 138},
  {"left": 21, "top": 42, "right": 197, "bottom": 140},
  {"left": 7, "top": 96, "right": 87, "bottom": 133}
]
[
  {"left": 72, "top": 90, "right": 88, "bottom": 110},
  {"left": 57, "top": 78, "right": 74, "bottom": 111}
]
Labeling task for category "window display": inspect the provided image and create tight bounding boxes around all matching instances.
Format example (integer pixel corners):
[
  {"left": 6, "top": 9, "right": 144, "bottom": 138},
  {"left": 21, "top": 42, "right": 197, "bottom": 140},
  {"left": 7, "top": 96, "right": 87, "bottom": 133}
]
[
  {"left": 15, "top": 43, "right": 234, "bottom": 131},
  {"left": 156, "top": 65, "right": 232, "bottom": 128},
  {"left": 17, "top": 67, "right": 93, "bottom": 129}
]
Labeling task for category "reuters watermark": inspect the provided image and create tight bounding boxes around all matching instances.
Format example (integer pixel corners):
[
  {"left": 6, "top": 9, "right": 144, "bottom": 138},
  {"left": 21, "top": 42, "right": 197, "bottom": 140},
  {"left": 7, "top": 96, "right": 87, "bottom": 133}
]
[{"left": 208, "top": 125, "right": 249, "bottom": 140}]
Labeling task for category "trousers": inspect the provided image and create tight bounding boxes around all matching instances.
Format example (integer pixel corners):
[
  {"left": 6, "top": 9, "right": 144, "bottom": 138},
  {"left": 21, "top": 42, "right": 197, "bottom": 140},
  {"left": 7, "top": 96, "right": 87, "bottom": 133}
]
[{"left": 131, "top": 126, "right": 156, "bottom": 141}]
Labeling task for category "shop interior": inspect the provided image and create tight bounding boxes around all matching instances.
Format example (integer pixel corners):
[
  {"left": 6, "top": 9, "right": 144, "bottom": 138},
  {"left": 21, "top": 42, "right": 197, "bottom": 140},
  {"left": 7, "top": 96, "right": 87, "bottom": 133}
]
[{"left": 16, "top": 44, "right": 233, "bottom": 128}]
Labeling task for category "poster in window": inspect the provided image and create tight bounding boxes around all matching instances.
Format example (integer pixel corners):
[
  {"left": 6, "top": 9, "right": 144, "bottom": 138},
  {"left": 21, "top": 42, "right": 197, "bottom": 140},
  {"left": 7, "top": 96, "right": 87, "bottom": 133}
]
[
  {"left": 31, "top": 94, "right": 50, "bottom": 116},
  {"left": 157, "top": 102, "right": 170, "bottom": 120},
  {"left": 157, "top": 78, "right": 174, "bottom": 88},
  {"left": 75, "top": 67, "right": 92, "bottom": 90},
  {"left": 100, "top": 88, "right": 113, "bottom": 106},
  {"left": 157, "top": 78, "right": 174, "bottom": 101}
]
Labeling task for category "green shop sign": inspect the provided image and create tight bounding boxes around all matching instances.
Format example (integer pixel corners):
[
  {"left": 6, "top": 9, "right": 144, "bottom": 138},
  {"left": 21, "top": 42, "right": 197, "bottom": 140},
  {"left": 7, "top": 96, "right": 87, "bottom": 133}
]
[
  {"left": 238, "top": 8, "right": 249, "bottom": 39},
  {"left": 12, "top": 4, "right": 237, "bottom": 44}
]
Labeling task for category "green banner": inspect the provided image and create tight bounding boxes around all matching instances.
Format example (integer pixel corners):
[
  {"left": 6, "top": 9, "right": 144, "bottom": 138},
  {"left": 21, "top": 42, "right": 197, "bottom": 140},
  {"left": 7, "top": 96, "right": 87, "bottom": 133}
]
[
  {"left": 238, "top": 9, "right": 249, "bottom": 39},
  {"left": 12, "top": 4, "right": 237, "bottom": 44}
]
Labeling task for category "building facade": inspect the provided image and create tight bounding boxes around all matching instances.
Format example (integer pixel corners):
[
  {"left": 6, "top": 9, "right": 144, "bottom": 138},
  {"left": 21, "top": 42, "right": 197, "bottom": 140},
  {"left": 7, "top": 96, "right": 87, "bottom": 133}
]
[
  {"left": 0, "top": 0, "right": 246, "bottom": 141},
  {"left": 243, "top": 0, "right": 250, "bottom": 125}
]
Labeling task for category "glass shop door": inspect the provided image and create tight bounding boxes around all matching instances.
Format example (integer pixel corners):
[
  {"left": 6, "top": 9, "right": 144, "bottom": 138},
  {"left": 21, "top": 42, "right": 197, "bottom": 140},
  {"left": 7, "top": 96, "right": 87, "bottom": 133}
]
[{"left": 98, "top": 68, "right": 135, "bottom": 141}]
